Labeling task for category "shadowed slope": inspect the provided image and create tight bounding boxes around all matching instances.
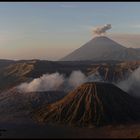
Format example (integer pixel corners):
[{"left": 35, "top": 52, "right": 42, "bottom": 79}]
[
  {"left": 0, "top": 87, "right": 67, "bottom": 123},
  {"left": 33, "top": 82, "right": 140, "bottom": 127}
]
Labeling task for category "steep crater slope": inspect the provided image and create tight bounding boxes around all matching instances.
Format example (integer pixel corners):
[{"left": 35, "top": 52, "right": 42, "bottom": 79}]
[{"left": 33, "top": 82, "right": 140, "bottom": 127}]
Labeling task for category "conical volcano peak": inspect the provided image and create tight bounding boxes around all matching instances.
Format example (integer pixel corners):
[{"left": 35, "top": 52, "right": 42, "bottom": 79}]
[
  {"left": 33, "top": 82, "right": 140, "bottom": 127},
  {"left": 60, "top": 35, "right": 140, "bottom": 61},
  {"left": 69, "top": 82, "right": 127, "bottom": 98},
  {"left": 93, "top": 35, "right": 111, "bottom": 40},
  {"left": 74, "top": 81, "right": 114, "bottom": 92},
  {"left": 92, "top": 36, "right": 118, "bottom": 43},
  {"left": 78, "top": 82, "right": 116, "bottom": 90},
  {"left": 83, "top": 36, "right": 125, "bottom": 50}
]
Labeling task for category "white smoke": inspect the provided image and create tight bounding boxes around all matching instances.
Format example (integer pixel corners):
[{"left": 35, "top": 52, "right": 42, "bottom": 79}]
[
  {"left": 68, "top": 71, "right": 86, "bottom": 88},
  {"left": 117, "top": 66, "right": 140, "bottom": 97},
  {"left": 18, "top": 73, "right": 65, "bottom": 92},
  {"left": 93, "top": 24, "right": 112, "bottom": 36},
  {"left": 17, "top": 70, "right": 104, "bottom": 93}
]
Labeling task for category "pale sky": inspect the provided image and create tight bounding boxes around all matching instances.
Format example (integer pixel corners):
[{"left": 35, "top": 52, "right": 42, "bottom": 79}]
[{"left": 0, "top": 2, "right": 140, "bottom": 60}]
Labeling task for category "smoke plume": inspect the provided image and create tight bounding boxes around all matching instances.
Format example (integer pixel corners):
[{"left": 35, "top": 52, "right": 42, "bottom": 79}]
[
  {"left": 117, "top": 66, "right": 140, "bottom": 97},
  {"left": 17, "top": 70, "right": 103, "bottom": 92},
  {"left": 18, "top": 73, "right": 65, "bottom": 92},
  {"left": 68, "top": 71, "right": 86, "bottom": 88},
  {"left": 93, "top": 24, "right": 112, "bottom": 36}
]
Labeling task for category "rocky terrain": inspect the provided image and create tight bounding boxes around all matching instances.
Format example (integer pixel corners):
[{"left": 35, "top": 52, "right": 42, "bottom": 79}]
[
  {"left": 0, "top": 87, "right": 66, "bottom": 123},
  {"left": 0, "top": 59, "right": 139, "bottom": 91},
  {"left": 0, "top": 59, "right": 15, "bottom": 68},
  {"left": 87, "top": 61, "right": 140, "bottom": 82},
  {"left": 33, "top": 82, "right": 140, "bottom": 127},
  {"left": 0, "top": 59, "right": 140, "bottom": 138},
  {"left": 0, "top": 59, "right": 91, "bottom": 91}
]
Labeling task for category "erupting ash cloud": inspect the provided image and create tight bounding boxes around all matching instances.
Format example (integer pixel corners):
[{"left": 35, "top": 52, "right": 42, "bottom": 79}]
[
  {"left": 17, "top": 70, "right": 103, "bottom": 92},
  {"left": 117, "top": 66, "right": 140, "bottom": 97},
  {"left": 93, "top": 24, "right": 112, "bottom": 36}
]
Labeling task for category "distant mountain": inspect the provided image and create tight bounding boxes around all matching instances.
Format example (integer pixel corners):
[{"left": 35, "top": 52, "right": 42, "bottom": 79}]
[
  {"left": 33, "top": 82, "right": 140, "bottom": 127},
  {"left": 60, "top": 36, "right": 140, "bottom": 61}
]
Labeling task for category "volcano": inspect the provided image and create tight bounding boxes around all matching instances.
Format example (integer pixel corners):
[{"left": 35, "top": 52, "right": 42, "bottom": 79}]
[
  {"left": 60, "top": 36, "right": 140, "bottom": 61},
  {"left": 33, "top": 82, "right": 140, "bottom": 127}
]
